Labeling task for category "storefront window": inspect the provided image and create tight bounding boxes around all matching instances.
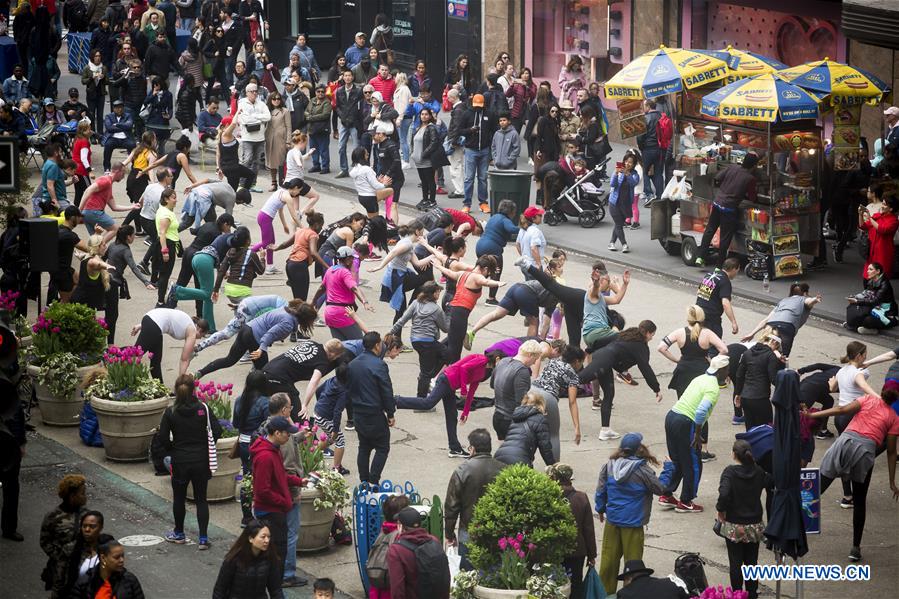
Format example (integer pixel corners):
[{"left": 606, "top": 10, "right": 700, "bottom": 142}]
[
  {"left": 391, "top": 0, "right": 416, "bottom": 58},
  {"left": 292, "top": 0, "right": 341, "bottom": 39}
]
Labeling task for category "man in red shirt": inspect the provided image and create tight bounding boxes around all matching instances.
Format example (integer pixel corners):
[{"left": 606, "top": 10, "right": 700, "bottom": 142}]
[
  {"left": 445, "top": 207, "right": 484, "bottom": 237},
  {"left": 78, "top": 162, "right": 134, "bottom": 243},
  {"left": 250, "top": 416, "right": 304, "bottom": 580},
  {"left": 368, "top": 64, "right": 397, "bottom": 105}
]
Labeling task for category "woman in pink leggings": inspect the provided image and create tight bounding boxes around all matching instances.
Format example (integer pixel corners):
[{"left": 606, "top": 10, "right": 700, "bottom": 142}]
[{"left": 251, "top": 178, "right": 318, "bottom": 274}]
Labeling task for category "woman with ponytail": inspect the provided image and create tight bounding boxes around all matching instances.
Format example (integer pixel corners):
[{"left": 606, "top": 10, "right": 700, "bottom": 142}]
[
  {"left": 159, "top": 373, "right": 222, "bottom": 549},
  {"left": 658, "top": 305, "right": 728, "bottom": 399},
  {"left": 716, "top": 440, "right": 773, "bottom": 599},
  {"left": 70, "top": 234, "right": 116, "bottom": 312}
]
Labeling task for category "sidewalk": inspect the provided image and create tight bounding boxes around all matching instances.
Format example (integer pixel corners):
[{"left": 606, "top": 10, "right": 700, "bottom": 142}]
[{"left": 303, "top": 135, "right": 889, "bottom": 337}]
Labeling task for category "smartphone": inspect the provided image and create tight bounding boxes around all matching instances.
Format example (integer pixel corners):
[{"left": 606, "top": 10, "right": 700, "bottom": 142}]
[{"left": 616, "top": 161, "right": 624, "bottom": 169}]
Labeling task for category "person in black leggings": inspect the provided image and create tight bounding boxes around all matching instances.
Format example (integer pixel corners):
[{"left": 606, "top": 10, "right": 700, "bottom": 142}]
[
  {"left": 132, "top": 309, "right": 209, "bottom": 383},
  {"left": 159, "top": 374, "right": 222, "bottom": 548},
  {"left": 272, "top": 211, "right": 330, "bottom": 302}
]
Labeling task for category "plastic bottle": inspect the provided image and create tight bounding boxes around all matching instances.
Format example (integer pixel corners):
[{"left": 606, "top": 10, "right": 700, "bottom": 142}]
[{"left": 762, "top": 273, "right": 770, "bottom": 293}]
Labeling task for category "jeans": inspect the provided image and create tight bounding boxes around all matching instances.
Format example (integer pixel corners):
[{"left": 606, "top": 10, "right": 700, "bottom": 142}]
[
  {"left": 663, "top": 410, "right": 701, "bottom": 503},
  {"left": 354, "top": 410, "right": 390, "bottom": 484},
  {"left": 641, "top": 145, "right": 664, "bottom": 199},
  {"left": 181, "top": 18, "right": 195, "bottom": 32},
  {"left": 609, "top": 201, "right": 628, "bottom": 246},
  {"left": 399, "top": 117, "right": 412, "bottom": 162},
  {"left": 338, "top": 123, "right": 358, "bottom": 172},
  {"left": 240, "top": 140, "right": 264, "bottom": 187},
  {"left": 284, "top": 501, "right": 300, "bottom": 579},
  {"left": 87, "top": 97, "right": 105, "bottom": 135},
  {"left": 396, "top": 373, "right": 463, "bottom": 453},
  {"left": 463, "top": 147, "right": 489, "bottom": 207},
  {"left": 310, "top": 132, "right": 331, "bottom": 171},
  {"left": 698, "top": 204, "right": 739, "bottom": 267},
  {"left": 103, "top": 138, "right": 136, "bottom": 171}
]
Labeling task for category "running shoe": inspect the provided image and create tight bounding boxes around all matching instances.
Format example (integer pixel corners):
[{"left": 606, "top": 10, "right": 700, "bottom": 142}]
[
  {"left": 238, "top": 352, "right": 253, "bottom": 364},
  {"left": 674, "top": 501, "right": 704, "bottom": 513},
  {"left": 322, "top": 448, "right": 334, "bottom": 458},
  {"left": 815, "top": 430, "right": 834, "bottom": 440},
  {"left": 165, "top": 284, "right": 179, "bottom": 309},
  {"left": 463, "top": 330, "right": 475, "bottom": 350},
  {"left": 840, "top": 497, "right": 854, "bottom": 509},
  {"left": 136, "top": 262, "right": 150, "bottom": 276},
  {"left": 264, "top": 265, "right": 282, "bottom": 275},
  {"left": 448, "top": 449, "right": 466, "bottom": 458},
  {"left": 598, "top": 429, "right": 621, "bottom": 441},
  {"left": 657, "top": 495, "right": 678, "bottom": 509},
  {"left": 197, "top": 537, "right": 211, "bottom": 550},
  {"left": 591, "top": 398, "right": 602, "bottom": 411},
  {"left": 607, "top": 243, "right": 617, "bottom": 251},
  {"left": 694, "top": 257, "right": 705, "bottom": 267},
  {"left": 701, "top": 451, "right": 716, "bottom": 463},
  {"left": 249, "top": 186, "right": 264, "bottom": 193},
  {"left": 165, "top": 531, "right": 187, "bottom": 544},
  {"left": 485, "top": 298, "right": 499, "bottom": 306},
  {"left": 436, "top": 187, "right": 448, "bottom": 195},
  {"left": 479, "top": 202, "right": 491, "bottom": 214},
  {"left": 857, "top": 326, "right": 880, "bottom": 335},
  {"left": 512, "top": 256, "right": 525, "bottom": 267},
  {"left": 731, "top": 415, "right": 745, "bottom": 426},
  {"left": 621, "top": 244, "right": 630, "bottom": 253},
  {"left": 461, "top": 206, "right": 471, "bottom": 214},
  {"left": 630, "top": 222, "right": 641, "bottom": 230},
  {"left": 848, "top": 546, "right": 862, "bottom": 562},
  {"left": 335, "top": 465, "right": 351, "bottom": 475},
  {"left": 281, "top": 576, "right": 308, "bottom": 588},
  {"left": 616, "top": 371, "right": 638, "bottom": 386}
]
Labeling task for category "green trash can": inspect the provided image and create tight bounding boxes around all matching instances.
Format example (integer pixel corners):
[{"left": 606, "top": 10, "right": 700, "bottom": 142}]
[{"left": 488, "top": 169, "right": 532, "bottom": 215}]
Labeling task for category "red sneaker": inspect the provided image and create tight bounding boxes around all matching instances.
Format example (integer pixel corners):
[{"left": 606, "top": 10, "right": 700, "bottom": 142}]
[
  {"left": 675, "top": 501, "right": 704, "bottom": 513},
  {"left": 657, "top": 495, "right": 678, "bottom": 509},
  {"left": 436, "top": 187, "right": 448, "bottom": 195}
]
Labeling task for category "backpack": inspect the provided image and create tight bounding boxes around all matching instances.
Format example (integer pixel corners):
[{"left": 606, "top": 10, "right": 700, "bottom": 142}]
[
  {"left": 419, "top": 206, "right": 450, "bottom": 231},
  {"left": 365, "top": 529, "right": 399, "bottom": 589},
  {"left": 397, "top": 537, "right": 450, "bottom": 597},
  {"left": 657, "top": 112, "right": 673, "bottom": 150},
  {"left": 149, "top": 429, "right": 170, "bottom": 475},
  {"left": 674, "top": 552, "right": 708, "bottom": 596}
]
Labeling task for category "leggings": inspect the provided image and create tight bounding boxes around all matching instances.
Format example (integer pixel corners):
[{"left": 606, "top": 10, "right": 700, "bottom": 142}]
[
  {"left": 174, "top": 253, "right": 217, "bottom": 331},
  {"left": 417, "top": 166, "right": 436, "bottom": 204},
  {"left": 444, "top": 306, "right": 472, "bottom": 364},
  {"left": 412, "top": 340, "right": 444, "bottom": 398},
  {"left": 135, "top": 315, "right": 164, "bottom": 382},
  {"left": 105, "top": 282, "right": 121, "bottom": 345},
  {"left": 630, "top": 194, "right": 640, "bottom": 224},
  {"left": 821, "top": 465, "right": 874, "bottom": 548},
  {"left": 171, "top": 461, "right": 210, "bottom": 538},
  {"left": 252, "top": 211, "right": 276, "bottom": 265},
  {"left": 328, "top": 323, "right": 364, "bottom": 341},
  {"left": 395, "top": 373, "right": 463, "bottom": 453},
  {"left": 197, "top": 325, "right": 265, "bottom": 378},
  {"left": 527, "top": 265, "right": 584, "bottom": 346},
  {"left": 767, "top": 321, "right": 797, "bottom": 357},
  {"left": 741, "top": 396, "right": 773, "bottom": 431},
  {"left": 609, "top": 202, "right": 628, "bottom": 245},
  {"left": 725, "top": 540, "right": 760, "bottom": 598},
  {"left": 174, "top": 246, "right": 202, "bottom": 318},
  {"left": 834, "top": 415, "right": 855, "bottom": 499},
  {"left": 286, "top": 259, "right": 311, "bottom": 301},
  {"left": 156, "top": 239, "right": 178, "bottom": 304},
  {"left": 223, "top": 163, "right": 257, "bottom": 192}
]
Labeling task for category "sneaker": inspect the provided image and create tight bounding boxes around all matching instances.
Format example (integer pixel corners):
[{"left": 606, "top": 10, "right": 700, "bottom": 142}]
[
  {"left": 249, "top": 186, "right": 264, "bottom": 193},
  {"left": 479, "top": 202, "right": 491, "bottom": 214},
  {"left": 265, "top": 265, "right": 282, "bottom": 275},
  {"left": 165, "top": 284, "right": 179, "bottom": 309},
  {"left": 675, "top": 501, "right": 704, "bottom": 513},
  {"left": 461, "top": 206, "right": 471, "bottom": 214},
  {"left": 657, "top": 495, "right": 679, "bottom": 509},
  {"left": 136, "top": 262, "right": 150, "bottom": 276},
  {"left": 701, "top": 451, "right": 716, "bottom": 462},
  {"left": 485, "top": 298, "right": 499, "bottom": 306},
  {"left": 240, "top": 515, "right": 253, "bottom": 528},
  {"left": 165, "top": 531, "right": 187, "bottom": 544},
  {"left": 197, "top": 537, "right": 211, "bottom": 550},
  {"left": 607, "top": 243, "right": 617, "bottom": 251},
  {"left": 512, "top": 255, "right": 525, "bottom": 267},
  {"left": 448, "top": 192, "right": 464, "bottom": 199},
  {"left": 344, "top": 420, "right": 355, "bottom": 431},
  {"left": 335, "top": 170, "right": 349, "bottom": 179},
  {"left": 630, "top": 222, "right": 641, "bottom": 229},
  {"left": 694, "top": 257, "right": 705, "bottom": 267},
  {"left": 615, "top": 371, "right": 638, "bottom": 386},
  {"left": 143, "top": 238, "right": 152, "bottom": 247},
  {"left": 598, "top": 429, "right": 621, "bottom": 441},
  {"left": 401, "top": 161, "right": 411, "bottom": 170},
  {"left": 731, "top": 415, "right": 745, "bottom": 426},
  {"left": 848, "top": 546, "right": 862, "bottom": 562},
  {"left": 448, "top": 449, "right": 466, "bottom": 458},
  {"left": 322, "top": 448, "right": 334, "bottom": 457},
  {"left": 314, "top": 317, "right": 326, "bottom": 327},
  {"left": 320, "top": 169, "right": 331, "bottom": 175},
  {"left": 400, "top": 345, "right": 414, "bottom": 353},
  {"left": 308, "top": 167, "right": 321, "bottom": 173},
  {"left": 238, "top": 352, "right": 253, "bottom": 364},
  {"left": 840, "top": 497, "right": 854, "bottom": 509},
  {"left": 815, "top": 429, "right": 834, "bottom": 440},
  {"left": 463, "top": 330, "right": 475, "bottom": 350},
  {"left": 436, "top": 187, "right": 448, "bottom": 195},
  {"left": 857, "top": 326, "right": 880, "bottom": 335},
  {"left": 591, "top": 398, "right": 602, "bottom": 411},
  {"left": 335, "top": 465, "right": 350, "bottom": 475},
  {"left": 281, "top": 576, "right": 308, "bottom": 588},
  {"left": 621, "top": 244, "right": 630, "bottom": 253},
  {"left": 643, "top": 195, "right": 655, "bottom": 207}
]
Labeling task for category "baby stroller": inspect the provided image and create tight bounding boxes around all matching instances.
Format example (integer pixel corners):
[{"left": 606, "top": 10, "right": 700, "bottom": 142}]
[{"left": 544, "top": 159, "right": 610, "bottom": 228}]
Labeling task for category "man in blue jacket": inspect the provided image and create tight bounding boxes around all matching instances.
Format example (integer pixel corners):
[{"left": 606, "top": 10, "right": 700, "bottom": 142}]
[
  {"left": 344, "top": 32, "right": 368, "bottom": 69},
  {"left": 2, "top": 65, "right": 29, "bottom": 106},
  {"left": 102, "top": 101, "right": 136, "bottom": 172},
  {"left": 347, "top": 331, "right": 396, "bottom": 484}
]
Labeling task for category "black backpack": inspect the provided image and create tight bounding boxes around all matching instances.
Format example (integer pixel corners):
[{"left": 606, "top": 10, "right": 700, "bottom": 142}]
[
  {"left": 397, "top": 537, "right": 450, "bottom": 597},
  {"left": 674, "top": 552, "right": 708, "bottom": 596},
  {"left": 419, "top": 206, "right": 450, "bottom": 232}
]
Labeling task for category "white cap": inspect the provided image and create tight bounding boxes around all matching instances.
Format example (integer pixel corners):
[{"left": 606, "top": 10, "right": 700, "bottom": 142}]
[
  {"left": 370, "top": 91, "right": 383, "bottom": 103},
  {"left": 336, "top": 246, "right": 354, "bottom": 259},
  {"left": 884, "top": 106, "right": 899, "bottom": 117},
  {"left": 374, "top": 121, "right": 394, "bottom": 135},
  {"left": 707, "top": 355, "right": 730, "bottom": 373}
]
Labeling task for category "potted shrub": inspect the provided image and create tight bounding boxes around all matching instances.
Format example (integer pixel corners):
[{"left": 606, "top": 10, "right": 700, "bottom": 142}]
[
  {"left": 296, "top": 423, "right": 351, "bottom": 552},
  {"left": 87, "top": 345, "right": 172, "bottom": 461},
  {"left": 191, "top": 380, "right": 240, "bottom": 502},
  {"left": 27, "top": 302, "right": 107, "bottom": 426},
  {"left": 453, "top": 464, "right": 576, "bottom": 599}
]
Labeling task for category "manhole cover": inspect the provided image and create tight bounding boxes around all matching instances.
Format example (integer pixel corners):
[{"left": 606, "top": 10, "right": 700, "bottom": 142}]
[{"left": 118, "top": 535, "right": 164, "bottom": 547}]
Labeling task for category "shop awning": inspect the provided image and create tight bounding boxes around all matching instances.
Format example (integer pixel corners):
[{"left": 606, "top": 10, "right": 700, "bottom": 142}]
[
  {"left": 776, "top": 58, "right": 892, "bottom": 105},
  {"left": 700, "top": 74, "right": 824, "bottom": 122},
  {"left": 843, "top": 0, "right": 899, "bottom": 50}
]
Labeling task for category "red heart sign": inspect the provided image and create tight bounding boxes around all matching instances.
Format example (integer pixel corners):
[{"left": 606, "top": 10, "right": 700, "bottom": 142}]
[{"left": 775, "top": 17, "right": 837, "bottom": 67}]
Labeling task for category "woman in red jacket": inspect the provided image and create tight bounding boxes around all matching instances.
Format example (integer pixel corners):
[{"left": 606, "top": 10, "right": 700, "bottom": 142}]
[{"left": 859, "top": 195, "right": 899, "bottom": 279}]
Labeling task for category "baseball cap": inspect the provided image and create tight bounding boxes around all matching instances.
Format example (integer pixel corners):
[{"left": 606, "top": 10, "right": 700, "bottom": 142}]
[
  {"left": 267, "top": 416, "right": 299, "bottom": 434},
  {"left": 64, "top": 206, "right": 83, "bottom": 220},
  {"left": 336, "top": 246, "right": 354, "bottom": 259},
  {"left": 471, "top": 94, "right": 485, "bottom": 107},
  {"left": 708, "top": 354, "right": 730, "bottom": 373},
  {"left": 619, "top": 432, "right": 643, "bottom": 453},
  {"left": 245, "top": 83, "right": 258, "bottom": 92},
  {"left": 884, "top": 106, "right": 899, "bottom": 117},
  {"left": 355, "top": 31, "right": 366, "bottom": 39},
  {"left": 68, "top": 87, "right": 79, "bottom": 96},
  {"left": 111, "top": 99, "right": 125, "bottom": 107},
  {"left": 523, "top": 206, "right": 545, "bottom": 219},
  {"left": 397, "top": 507, "right": 424, "bottom": 528},
  {"left": 43, "top": 97, "right": 55, "bottom": 106}
]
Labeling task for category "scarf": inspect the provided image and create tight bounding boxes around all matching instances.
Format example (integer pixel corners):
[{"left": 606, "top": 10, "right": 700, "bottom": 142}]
[{"left": 88, "top": 61, "right": 103, "bottom": 76}]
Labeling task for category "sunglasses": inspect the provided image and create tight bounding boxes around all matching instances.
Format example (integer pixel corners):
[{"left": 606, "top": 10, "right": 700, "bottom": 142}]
[
  {"left": 272, "top": 98, "right": 281, "bottom": 101},
  {"left": 363, "top": 91, "right": 372, "bottom": 94}
]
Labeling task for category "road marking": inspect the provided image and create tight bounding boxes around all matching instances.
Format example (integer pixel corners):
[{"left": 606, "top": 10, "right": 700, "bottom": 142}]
[{"left": 118, "top": 534, "right": 164, "bottom": 547}]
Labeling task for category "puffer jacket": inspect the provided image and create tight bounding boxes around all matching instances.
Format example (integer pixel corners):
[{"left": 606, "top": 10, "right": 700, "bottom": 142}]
[
  {"left": 594, "top": 456, "right": 668, "bottom": 528},
  {"left": 178, "top": 50, "right": 204, "bottom": 89},
  {"left": 734, "top": 343, "right": 783, "bottom": 400},
  {"left": 443, "top": 453, "right": 505, "bottom": 540},
  {"left": 112, "top": 73, "right": 148, "bottom": 110},
  {"left": 494, "top": 405, "right": 555, "bottom": 467},
  {"left": 716, "top": 462, "right": 773, "bottom": 524},
  {"left": 70, "top": 566, "right": 144, "bottom": 599}
]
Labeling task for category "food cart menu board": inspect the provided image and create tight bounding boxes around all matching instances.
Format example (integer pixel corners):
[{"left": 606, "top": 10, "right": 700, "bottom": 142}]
[{"left": 617, "top": 99, "right": 646, "bottom": 139}]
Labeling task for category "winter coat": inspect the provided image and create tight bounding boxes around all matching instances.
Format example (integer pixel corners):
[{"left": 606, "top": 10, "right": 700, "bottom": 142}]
[
  {"left": 409, "top": 73, "right": 431, "bottom": 97},
  {"left": 716, "top": 463, "right": 773, "bottom": 525},
  {"left": 40, "top": 505, "right": 83, "bottom": 599},
  {"left": 376, "top": 139, "right": 404, "bottom": 185},
  {"left": 562, "top": 485, "right": 596, "bottom": 559},
  {"left": 249, "top": 436, "right": 302, "bottom": 513},
  {"left": 491, "top": 126, "right": 521, "bottom": 169},
  {"left": 594, "top": 456, "right": 667, "bottom": 528},
  {"left": 175, "top": 86, "right": 198, "bottom": 129},
  {"left": 734, "top": 343, "right": 783, "bottom": 400},
  {"left": 443, "top": 453, "right": 505, "bottom": 540},
  {"left": 459, "top": 107, "right": 496, "bottom": 151},
  {"left": 112, "top": 73, "right": 147, "bottom": 110},
  {"left": 265, "top": 106, "right": 292, "bottom": 170},
  {"left": 368, "top": 74, "right": 397, "bottom": 105},
  {"left": 534, "top": 116, "right": 561, "bottom": 161},
  {"left": 387, "top": 527, "right": 448, "bottom": 599},
  {"left": 70, "top": 566, "right": 144, "bottom": 599},
  {"left": 143, "top": 90, "right": 173, "bottom": 127},
  {"left": 158, "top": 399, "right": 222, "bottom": 466},
  {"left": 637, "top": 109, "right": 661, "bottom": 149},
  {"left": 505, "top": 81, "right": 536, "bottom": 120},
  {"left": 178, "top": 50, "right": 204, "bottom": 90},
  {"left": 336, "top": 84, "right": 364, "bottom": 129},
  {"left": 305, "top": 97, "right": 332, "bottom": 136},
  {"left": 212, "top": 554, "right": 284, "bottom": 599},
  {"left": 232, "top": 394, "right": 270, "bottom": 436},
  {"left": 102, "top": 111, "right": 134, "bottom": 145},
  {"left": 143, "top": 41, "right": 179, "bottom": 80},
  {"left": 346, "top": 350, "right": 395, "bottom": 416},
  {"left": 447, "top": 101, "right": 466, "bottom": 146},
  {"left": 80, "top": 65, "right": 108, "bottom": 101},
  {"left": 284, "top": 88, "right": 307, "bottom": 131},
  {"left": 494, "top": 405, "right": 555, "bottom": 467}
]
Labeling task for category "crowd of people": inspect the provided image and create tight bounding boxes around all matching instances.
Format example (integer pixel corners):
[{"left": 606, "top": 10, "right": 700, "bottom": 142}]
[{"left": 0, "top": 3, "right": 898, "bottom": 599}]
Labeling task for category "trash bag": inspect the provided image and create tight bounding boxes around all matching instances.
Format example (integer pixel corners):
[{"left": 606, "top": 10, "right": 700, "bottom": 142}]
[
  {"left": 583, "top": 565, "right": 607, "bottom": 599},
  {"left": 78, "top": 401, "right": 103, "bottom": 447},
  {"left": 446, "top": 546, "right": 462, "bottom": 586}
]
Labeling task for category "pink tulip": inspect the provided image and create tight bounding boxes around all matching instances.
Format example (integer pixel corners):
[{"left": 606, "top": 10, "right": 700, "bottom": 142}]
[
  {"left": 516, "top": 533, "right": 523, "bottom": 542},
  {"left": 527, "top": 543, "right": 536, "bottom": 552},
  {"left": 498, "top": 538, "right": 507, "bottom": 550}
]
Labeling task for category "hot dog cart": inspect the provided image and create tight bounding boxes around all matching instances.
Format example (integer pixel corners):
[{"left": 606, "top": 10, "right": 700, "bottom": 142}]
[{"left": 650, "top": 89, "right": 824, "bottom": 279}]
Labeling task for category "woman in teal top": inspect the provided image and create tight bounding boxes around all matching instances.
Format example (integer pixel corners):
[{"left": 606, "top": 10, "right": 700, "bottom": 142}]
[{"left": 582, "top": 268, "right": 629, "bottom": 350}]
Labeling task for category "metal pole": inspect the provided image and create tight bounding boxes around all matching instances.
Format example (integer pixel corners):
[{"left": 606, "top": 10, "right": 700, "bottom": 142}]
[{"left": 775, "top": 550, "right": 783, "bottom": 599}]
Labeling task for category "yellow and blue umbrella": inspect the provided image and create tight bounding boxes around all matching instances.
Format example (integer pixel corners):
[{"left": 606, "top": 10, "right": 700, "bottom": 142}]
[
  {"left": 775, "top": 58, "right": 891, "bottom": 105},
  {"left": 604, "top": 45, "right": 729, "bottom": 100},
  {"left": 700, "top": 74, "right": 824, "bottom": 122},
  {"left": 697, "top": 46, "right": 788, "bottom": 83}
]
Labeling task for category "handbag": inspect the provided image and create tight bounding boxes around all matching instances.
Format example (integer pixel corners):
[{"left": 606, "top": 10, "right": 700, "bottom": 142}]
[
  {"left": 583, "top": 566, "right": 607, "bottom": 599},
  {"left": 139, "top": 103, "right": 151, "bottom": 120},
  {"left": 227, "top": 437, "right": 240, "bottom": 460},
  {"left": 589, "top": 135, "right": 612, "bottom": 160},
  {"left": 202, "top": 402, "right": 218, "bottom": 474},
  {"left": 713, "top": 519, "right": 725, "bottom": 538}
]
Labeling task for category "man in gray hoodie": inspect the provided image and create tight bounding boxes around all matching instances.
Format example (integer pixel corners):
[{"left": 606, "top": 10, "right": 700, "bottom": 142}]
[
  {"left": 491, "top": 112, "right": 521, "bottom": 170},
  {"left": 491, "top": 340, "right": 543, "bottom": 439}
]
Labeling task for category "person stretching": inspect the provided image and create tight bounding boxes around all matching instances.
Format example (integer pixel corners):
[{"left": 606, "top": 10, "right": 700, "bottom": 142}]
[
  {"left": 251, "top": 178, "right": 315, "bottom": 275},
  {"left": 132, "top": 308, "right": 209, "bottom": 383},
  {"left": 435, "top": 256, "right": 503, "bottom": 363}
]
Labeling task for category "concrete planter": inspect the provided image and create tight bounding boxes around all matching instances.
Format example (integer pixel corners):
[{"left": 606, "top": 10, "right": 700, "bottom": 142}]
[
  {"left": 189, "top": 436, "right": 241, "bottom": 502},
  {"left": 297, "top": 486, "right": 335, "bottom": 553},
  {"left": 27, "top": 363, "right": 99, "bottom": 427},
  {"left": 90, "top": 395, "right": 172, "bottom": 462},
  {"left": 18, "top": 336, "right": 31, "bottom": 348},
  {"left": 474, "top": 584, "right": 570, "bottom": 599}
]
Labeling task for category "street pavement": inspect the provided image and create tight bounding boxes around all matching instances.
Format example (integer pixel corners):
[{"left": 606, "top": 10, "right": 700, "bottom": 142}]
[{"left": 7, "top": 55, "right": 897, "bottom": 598}]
